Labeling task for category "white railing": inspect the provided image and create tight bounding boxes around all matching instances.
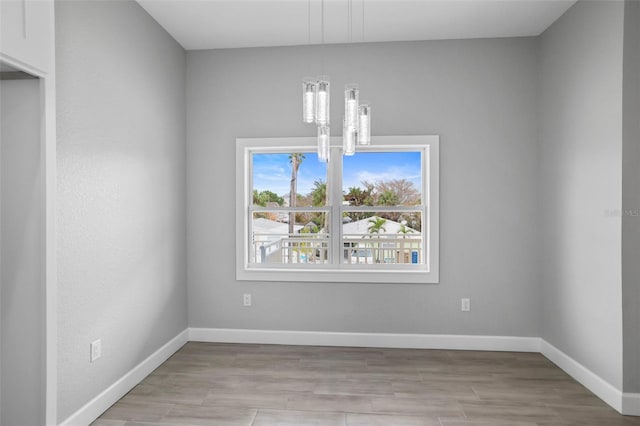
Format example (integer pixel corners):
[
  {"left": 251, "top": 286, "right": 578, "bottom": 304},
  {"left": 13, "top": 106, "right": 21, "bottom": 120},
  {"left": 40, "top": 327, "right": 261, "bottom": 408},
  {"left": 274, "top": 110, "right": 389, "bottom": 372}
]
[
  {"left": 252, "top": 233, "right": 422, "bottom": 265},
  {"left": 252, "top": 233, "right": 330, "bottom": 264},
  {"left": 343, "top": 234, "right": 422, "bottom": 264}
]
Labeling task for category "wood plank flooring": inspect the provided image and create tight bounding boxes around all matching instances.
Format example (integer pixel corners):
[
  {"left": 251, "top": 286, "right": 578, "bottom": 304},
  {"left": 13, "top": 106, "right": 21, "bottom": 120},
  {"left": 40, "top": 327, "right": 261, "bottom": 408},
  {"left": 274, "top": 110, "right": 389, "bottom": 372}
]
[{"left": 92, "top": 342, "right": 640, "bottom": 426}]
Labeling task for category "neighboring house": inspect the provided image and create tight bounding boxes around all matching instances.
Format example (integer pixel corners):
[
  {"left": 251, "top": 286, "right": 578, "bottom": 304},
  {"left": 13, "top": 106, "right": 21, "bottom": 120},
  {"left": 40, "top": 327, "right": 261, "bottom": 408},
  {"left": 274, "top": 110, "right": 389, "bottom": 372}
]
[
  {"left": 252, "top": 216, "right": 421, "bottom": 265},
  {"left": 252, "top": 217, "right": 303, "bottom": 242},
  {"left": 263, "top": 202, "right": 288, "bottom": 222},
  {"left": 251, "top": 218, "right": 303, "bottom": 263},
  {"left": 342, "top": 216, "right": 421, "bottom": 264},
  {"left": 342, "top": 216, "right": 418, "bottom": 236}
]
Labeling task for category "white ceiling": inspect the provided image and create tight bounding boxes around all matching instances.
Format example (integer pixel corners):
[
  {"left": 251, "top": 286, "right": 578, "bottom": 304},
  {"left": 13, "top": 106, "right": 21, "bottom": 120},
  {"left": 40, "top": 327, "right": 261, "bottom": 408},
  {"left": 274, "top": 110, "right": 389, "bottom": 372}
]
[{"left": 137, "top": 0, "right": 576, "bottom": 51}]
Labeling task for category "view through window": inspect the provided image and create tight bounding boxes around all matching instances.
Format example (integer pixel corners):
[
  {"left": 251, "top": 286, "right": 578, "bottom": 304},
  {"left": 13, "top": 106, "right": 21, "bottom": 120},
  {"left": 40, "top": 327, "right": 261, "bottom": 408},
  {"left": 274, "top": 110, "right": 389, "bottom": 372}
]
[{"left": 237, "top": 136, "right": 439, "bottom": 283}]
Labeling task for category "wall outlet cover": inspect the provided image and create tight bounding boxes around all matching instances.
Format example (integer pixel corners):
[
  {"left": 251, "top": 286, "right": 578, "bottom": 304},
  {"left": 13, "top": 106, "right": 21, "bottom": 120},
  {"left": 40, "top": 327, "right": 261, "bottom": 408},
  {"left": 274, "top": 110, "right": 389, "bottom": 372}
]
[
  {"left": 90, "top": 339, "right": 102, "bottom": 362},
  {"left": 461, "top": 298, "right": 471, "bottom": 312}
]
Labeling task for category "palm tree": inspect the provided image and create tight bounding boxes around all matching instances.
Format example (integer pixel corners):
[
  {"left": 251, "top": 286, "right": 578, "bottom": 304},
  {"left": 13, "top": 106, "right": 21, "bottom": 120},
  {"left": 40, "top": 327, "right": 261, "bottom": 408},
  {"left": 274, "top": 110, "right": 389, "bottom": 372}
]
[
  {"left": 367, "top": 217, "right": 387, "bottom": 235},
  {"left": 377, "top": 189, "right": 399, "bottom": 206},
  {"left": 398, "top": 221, "right": 414, "bottom": 264},
  {"left": 288, "top": 153, "right": 305, "bottom": 234},
  {"left": 310, "top": 179, "right": 328, "bottom": 232},
  {"left": 398, "top": 221, "right": 414, "bottom": 237},
  {"left": 311, "top": 180, "right": 327, "bottom": 207},
  {"left": 345, "top": 185, "right": 374, "bottom": 221},
  {"left": 367, "top": 217, "right": 387, "bottom": 263}
]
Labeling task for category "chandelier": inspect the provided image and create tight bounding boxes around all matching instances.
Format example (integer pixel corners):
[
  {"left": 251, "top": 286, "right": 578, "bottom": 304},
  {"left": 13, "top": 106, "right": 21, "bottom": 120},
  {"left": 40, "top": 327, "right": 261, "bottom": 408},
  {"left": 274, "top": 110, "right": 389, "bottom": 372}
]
[{"left": 302, "top": 0, "right": 371, "bottom": 163}]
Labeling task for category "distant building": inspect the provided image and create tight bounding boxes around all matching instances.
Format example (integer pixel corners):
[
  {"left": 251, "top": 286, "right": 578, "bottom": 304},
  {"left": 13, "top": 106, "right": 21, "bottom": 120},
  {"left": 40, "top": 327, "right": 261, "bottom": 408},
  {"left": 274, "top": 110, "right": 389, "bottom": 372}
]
[{"left": 342, "top": 216, "right": 418, "bottom": 236}]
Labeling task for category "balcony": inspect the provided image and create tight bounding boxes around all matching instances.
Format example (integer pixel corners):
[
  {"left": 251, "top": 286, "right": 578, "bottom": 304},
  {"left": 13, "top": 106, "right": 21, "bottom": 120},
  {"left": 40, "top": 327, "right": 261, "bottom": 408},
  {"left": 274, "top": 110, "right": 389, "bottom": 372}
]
[{"left": 251, "top": 233, "right": 422, "bottom": 265}]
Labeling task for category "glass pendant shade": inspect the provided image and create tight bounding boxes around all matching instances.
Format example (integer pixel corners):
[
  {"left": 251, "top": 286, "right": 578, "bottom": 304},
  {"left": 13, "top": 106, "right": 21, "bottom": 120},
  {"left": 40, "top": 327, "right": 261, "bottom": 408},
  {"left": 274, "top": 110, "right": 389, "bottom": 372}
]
[
  {"left": 302, "top": 77, "right": 370, "bottom": 158},
  {"left": 343, "top": 118, "right": 356, "bottom": 156},
  {"left": 358, "top": 104, "right": 370, "bottom": 145},
  {"left": 316, "top": 78, "right": 330, "bottom": 125},
  {"left": 317, "top": 126, "right": 330, "bottom": 163},
  {"left": 344, "top": 85, "right": 359, "bottom": 130},
  {"left": 302, "top": 79, "right": 317, "bottom": 123}
]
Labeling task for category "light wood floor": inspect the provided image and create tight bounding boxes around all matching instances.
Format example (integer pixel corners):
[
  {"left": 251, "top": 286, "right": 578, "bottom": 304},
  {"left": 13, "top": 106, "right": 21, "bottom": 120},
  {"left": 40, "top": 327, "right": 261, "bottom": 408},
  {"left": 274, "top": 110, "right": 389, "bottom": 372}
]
[{"left": 93, "top": 342, "right": 640, "bottom": 426}]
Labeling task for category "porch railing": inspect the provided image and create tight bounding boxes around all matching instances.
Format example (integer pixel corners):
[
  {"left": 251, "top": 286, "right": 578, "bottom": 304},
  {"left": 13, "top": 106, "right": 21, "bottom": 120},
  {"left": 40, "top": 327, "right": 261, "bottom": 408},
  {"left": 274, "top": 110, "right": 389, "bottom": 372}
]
[{"left": 252, "top": 233, "right": 422, "bottom": 265}]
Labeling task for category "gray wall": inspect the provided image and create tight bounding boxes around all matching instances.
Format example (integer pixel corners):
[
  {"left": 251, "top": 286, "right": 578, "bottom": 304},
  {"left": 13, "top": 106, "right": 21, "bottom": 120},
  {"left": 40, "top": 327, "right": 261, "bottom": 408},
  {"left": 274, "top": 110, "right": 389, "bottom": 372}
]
[
  {"left": 539, "top": 1, "right": 624, "bottom": 389},
  {"left": 56, "top": 1, "right": 187, "bottom": 421},
  {"left": 622, "top": 0, "right": 640, "bottom": 393},
  {"left": 0, "top": 79, "right": 43, "bottom": 426},
  {"left": 187, "top": 38, "right": 541, "bottom": 336}
]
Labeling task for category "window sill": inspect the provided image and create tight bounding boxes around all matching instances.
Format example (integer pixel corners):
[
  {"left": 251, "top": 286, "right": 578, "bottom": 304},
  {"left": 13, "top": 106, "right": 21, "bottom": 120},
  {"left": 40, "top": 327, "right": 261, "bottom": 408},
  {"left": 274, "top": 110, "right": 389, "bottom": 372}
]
[{"left": 237, "top": 266, "right": 439, "bottom": 284}]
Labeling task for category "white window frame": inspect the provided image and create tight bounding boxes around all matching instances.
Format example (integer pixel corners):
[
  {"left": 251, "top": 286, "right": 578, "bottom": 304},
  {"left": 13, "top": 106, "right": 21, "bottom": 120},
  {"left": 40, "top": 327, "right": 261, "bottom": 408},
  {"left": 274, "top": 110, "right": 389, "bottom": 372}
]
[{"left": 236, "top": 135, "right": 439, "bottom": 284}]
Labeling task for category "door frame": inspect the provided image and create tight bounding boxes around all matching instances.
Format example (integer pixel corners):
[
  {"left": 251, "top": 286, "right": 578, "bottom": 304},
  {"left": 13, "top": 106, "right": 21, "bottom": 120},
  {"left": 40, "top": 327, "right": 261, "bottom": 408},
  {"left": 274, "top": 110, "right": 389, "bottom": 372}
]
[{"left": 0, "top": 50, "right": 57, "bottom": 426}]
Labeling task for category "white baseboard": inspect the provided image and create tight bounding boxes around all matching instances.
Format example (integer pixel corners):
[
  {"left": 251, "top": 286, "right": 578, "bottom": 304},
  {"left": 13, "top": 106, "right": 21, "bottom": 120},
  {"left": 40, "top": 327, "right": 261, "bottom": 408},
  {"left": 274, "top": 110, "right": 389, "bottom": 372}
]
[
  {"left": 58, "top": 328, "right": 639, "bottom": 425},
  {"left": 190, "top": 329, "right": 640, "bottom": 417},
  {"left": 188, "top": 327, "right": 541, "bottom": 352},
  {"left": 59, "top": 329, "right": 189, "bottom": 426},
  {"left": 540, "top": 339, "right": 629, "bottom": 415},
  {"left": 623, "top": 392, "right": 640, "bottom": 416}
]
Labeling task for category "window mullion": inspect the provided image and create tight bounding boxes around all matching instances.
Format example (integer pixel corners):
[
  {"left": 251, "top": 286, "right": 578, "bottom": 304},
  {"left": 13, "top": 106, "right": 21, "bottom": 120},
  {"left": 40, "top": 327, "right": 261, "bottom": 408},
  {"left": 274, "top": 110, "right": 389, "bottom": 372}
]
[{"left": 329, "top": 145, "right": 343, "bottom": 266}]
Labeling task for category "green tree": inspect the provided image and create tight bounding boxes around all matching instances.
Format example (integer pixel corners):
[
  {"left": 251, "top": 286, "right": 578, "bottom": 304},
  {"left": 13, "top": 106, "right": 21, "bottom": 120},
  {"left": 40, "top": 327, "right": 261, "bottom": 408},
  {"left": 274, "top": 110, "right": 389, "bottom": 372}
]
[
  {"left": 377, "top": 189, "right": 399, "bottom": 206},
  {"left": 288, "top": 153, "right": 305, "bottom": 234},
  {"left": 367, "top": 217, "right": 387, "bottom": 235},
  {"left": 376, "top": 179, "right": 420, "bottom": 205},
  {"left": 311, "top": 180, "right": 327, "bottom": 207},
  {"left": 398, "top": 221, "right": 415, "bottom": 237},
  {"left": 345, "top": 187, "right": 365, "bottom": 206},
  {"left": 367, "top": 217, "right": 387, "bottom": 263},
  {"left": 309, "top": 180, "right": 328, "bottom": 231},
  {"left": 259, "top": 190, "right": 284, "bottom": 206},
  {"left": 344, "top": 184, "right": 374, "bottom": 222},
  {"left": 345, "top": 183, "right": 375, "bottom": 206}
]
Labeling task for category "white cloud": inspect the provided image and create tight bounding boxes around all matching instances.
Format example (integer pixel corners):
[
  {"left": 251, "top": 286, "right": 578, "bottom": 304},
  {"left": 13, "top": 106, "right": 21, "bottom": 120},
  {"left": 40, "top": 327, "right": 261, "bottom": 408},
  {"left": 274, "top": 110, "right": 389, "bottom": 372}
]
[{"left": 344, "top": 166, "right": 421, "bottom": 190}]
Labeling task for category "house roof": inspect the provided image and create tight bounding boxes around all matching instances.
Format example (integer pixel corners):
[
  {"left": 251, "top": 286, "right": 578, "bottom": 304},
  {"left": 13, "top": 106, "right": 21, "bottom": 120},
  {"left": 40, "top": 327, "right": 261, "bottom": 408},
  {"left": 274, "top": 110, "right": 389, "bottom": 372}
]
[
  {"left": 252, "top": 218, "right": 303, "bottom": 235},
  {"left": 342, "top": 216, "right": 418, "bottom": 235},
  {"left": 253, "top": 216, "right": 417, "bottom": 236}
]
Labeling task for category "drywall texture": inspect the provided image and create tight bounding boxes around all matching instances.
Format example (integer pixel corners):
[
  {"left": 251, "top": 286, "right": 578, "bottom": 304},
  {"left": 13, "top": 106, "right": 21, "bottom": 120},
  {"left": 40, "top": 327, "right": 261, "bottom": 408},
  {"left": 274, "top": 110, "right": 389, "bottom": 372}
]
[
  {"left": 0, "top": 79, "right": 43, "bottom": 426},
  {"left": 56, "top": 1, "right": 187, "bottom": 421},
  {"left": 539, "top": 1, "right": 624, "bottom": 389},
  {"left": 187, "top": 38, "right": 540, "bottom": 336},
  {"left": 622, "top": 0, "right": 640, "bottom": 393}
]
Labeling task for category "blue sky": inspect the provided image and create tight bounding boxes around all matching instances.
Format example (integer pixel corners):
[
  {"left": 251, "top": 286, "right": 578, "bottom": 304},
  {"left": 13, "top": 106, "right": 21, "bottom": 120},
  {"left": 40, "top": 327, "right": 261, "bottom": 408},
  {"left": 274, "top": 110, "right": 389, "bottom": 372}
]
[{"left": 252, "top": 151, "right": 422, "bottom": 196}]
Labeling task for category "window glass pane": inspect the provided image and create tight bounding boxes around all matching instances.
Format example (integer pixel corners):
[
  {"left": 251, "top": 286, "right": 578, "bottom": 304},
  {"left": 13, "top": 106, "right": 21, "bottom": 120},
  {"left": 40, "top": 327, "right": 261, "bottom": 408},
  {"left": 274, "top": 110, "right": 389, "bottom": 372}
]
[
  {"left": 251, "top": 211, "right": 330, "bottom": 265},
  {"left": 341, "top": 212, "right": 423, "bottom": 265},
  {"left": 252, "top": 152, "right": 328, "bottom": 207},
  {"left": 343, "top": 151, "right": 422, "bottom": 207}
]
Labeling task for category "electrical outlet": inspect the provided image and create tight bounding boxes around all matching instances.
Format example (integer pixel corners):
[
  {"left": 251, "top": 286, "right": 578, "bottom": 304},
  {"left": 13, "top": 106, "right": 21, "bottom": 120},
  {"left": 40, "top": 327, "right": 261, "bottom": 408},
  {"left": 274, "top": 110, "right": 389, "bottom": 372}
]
[
  {"left": 243, "top": 293, "right": 252, "bottom": 307},
  {"left": 90, "top": 339, "right": 101, "bottom": 362},
  {"left": 461, "top": 298, "right": 471, "bottom": 312}
]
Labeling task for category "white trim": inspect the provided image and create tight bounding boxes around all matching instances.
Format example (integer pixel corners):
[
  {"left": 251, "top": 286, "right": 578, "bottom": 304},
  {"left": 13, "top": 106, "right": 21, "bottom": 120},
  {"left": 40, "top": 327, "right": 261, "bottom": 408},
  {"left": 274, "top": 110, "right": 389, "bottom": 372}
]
[
  {"left": 188, "top": 329, "right": 640, "bottom": 416},
  {"left": 59, "top": 329, "right": 189, "bottom": 426},
  {"left": 235, "top": 135, "right": 440, "bottom": 284},
  {"left": 188, "top": 327, "right": 540, "bottom": 352},
  {"left": 1, "top": 14, "right": 58, "bottom": 422},
  {"left": 55, "top": 330, "right": 640, "bottom": 423},
  {"left": 622, "top": 393, "right": 640, "bottom": 416},
  {"left": 43, "top": 58, "right": 58, "bottom": 426},
  {"left": 540, "top": 339, "right": 629, "bottom": 415}
]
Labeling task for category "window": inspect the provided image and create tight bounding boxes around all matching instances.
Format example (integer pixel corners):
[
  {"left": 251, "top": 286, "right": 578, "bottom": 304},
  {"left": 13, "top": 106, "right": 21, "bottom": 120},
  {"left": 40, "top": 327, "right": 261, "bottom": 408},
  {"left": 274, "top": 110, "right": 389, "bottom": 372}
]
[{"left": 236, "top": 136, "right": 439, "bottom": 283}]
